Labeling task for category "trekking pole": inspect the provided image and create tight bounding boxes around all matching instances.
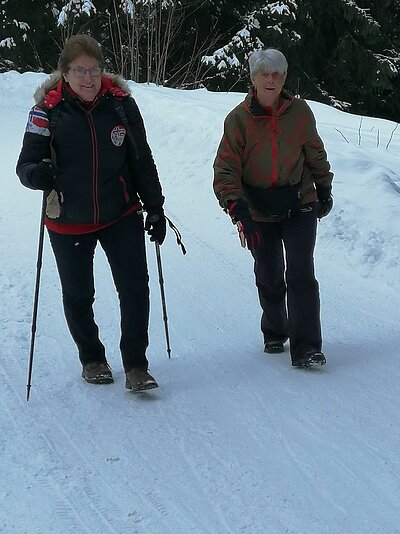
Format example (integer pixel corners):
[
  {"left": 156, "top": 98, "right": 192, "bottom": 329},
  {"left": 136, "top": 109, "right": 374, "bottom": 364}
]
[
  {"left": 155, "top": 241, "right": 171, "bottom": 359},
  {"left": 26, "top": 192, "right": 47, "bottom": 401}
]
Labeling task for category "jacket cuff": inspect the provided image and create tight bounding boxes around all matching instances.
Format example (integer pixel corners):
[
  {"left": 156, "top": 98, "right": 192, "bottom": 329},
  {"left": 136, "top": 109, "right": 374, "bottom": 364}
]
[
  {"left": 228, "top": 198, "right": 250, "bottom": 221},
  {"left": 144, "top": 196, "right": 165, "bottom": 214},
  {"left": 315, "top": 185, "right": 332, "bottom": 201}
]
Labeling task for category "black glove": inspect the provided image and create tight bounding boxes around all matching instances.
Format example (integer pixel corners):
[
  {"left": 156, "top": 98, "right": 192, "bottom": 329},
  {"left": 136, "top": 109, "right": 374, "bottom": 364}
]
[
  {"left": 30, "top": 161, "right": 56, "bottom": 191},
  {"left": 315, "top": 185, "right": 333, "bottom": 219},
  {"left": 144, "top": 207, "right": 167, "bottom": 244},
  {"left": 228, "top": 199, "right": 262, "bottom": 251},
  {"left": 317, "top": 196, "right": 333, "bottom": 219}
]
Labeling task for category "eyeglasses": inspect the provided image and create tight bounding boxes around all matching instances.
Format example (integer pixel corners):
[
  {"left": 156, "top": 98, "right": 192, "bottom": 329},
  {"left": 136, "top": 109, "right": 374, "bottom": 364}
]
[
  {"left": 261, "top": 71, "right": 284, "bottom": 80},
  {"left": 69, "top": 66, "right": 102, "bottom": 78}
]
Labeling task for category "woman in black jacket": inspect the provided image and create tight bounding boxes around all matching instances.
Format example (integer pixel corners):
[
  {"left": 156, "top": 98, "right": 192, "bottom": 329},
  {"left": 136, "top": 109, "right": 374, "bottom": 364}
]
[{"left": 17, "top": 34, "right": 165, "bottom": 392}]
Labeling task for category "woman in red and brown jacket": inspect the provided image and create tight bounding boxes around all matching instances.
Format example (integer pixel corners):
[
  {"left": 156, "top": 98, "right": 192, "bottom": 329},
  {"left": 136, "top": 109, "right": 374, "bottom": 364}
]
[
  {"left": 214, "top": 48, "right": 333, "bottom": 368},
  {"left": 17, "top": 34, "right": 164, "bottom": 391}
]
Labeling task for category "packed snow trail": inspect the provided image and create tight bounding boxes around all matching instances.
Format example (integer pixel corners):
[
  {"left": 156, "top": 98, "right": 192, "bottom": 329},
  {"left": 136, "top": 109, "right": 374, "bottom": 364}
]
[{"left": 1, "top": 72, "right": 400, "bottom": 533}]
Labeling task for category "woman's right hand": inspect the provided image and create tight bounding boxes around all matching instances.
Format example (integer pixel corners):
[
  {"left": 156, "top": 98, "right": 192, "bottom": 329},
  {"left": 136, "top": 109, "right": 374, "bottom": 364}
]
[
  {"left": 30, "top": 161, "right": 56, "bottom": 191},
  {"left": 228, "top": 199, "right": 262, "bottom": 251}
]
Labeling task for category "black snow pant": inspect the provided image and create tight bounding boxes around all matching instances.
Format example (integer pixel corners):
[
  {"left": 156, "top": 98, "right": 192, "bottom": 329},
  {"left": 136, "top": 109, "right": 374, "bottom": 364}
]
[
  {"left": 48, "top": 211, "right": 149, "bottom": 373},
  {"left": 251, "top": 203, "right": 322, "bottom": 361}
]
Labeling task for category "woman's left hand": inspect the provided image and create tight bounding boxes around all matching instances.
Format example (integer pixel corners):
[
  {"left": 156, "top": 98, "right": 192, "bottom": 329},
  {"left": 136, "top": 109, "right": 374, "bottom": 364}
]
[
  {"left": 317, "top": 196, "right": 333, "bottom": 219},
  {"left": 144, "top": 208, "right": 167, "bottom": 244}
]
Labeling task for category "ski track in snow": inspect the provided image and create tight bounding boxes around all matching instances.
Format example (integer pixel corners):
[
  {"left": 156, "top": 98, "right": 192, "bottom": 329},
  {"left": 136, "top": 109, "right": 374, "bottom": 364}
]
[{"left": 2, "top": 72, "right": 400, "bottom": 533}]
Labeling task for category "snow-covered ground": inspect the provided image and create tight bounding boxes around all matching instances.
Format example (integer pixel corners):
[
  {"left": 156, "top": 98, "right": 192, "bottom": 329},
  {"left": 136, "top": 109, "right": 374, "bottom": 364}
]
[{"left": 1, "top": 71, "right": 400, "bottom": 533}]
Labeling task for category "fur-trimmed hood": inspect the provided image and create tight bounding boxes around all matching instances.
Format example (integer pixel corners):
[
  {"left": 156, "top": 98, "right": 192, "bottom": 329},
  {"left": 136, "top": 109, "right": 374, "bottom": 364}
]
[{"left": 33, "top": 71, "right": 131, "bottom": 107}]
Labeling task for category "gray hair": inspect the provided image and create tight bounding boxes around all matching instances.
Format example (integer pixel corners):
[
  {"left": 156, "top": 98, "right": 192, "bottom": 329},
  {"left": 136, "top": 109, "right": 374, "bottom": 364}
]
[{"left": 249, "top": 49, "right": 288, "bottom": 79}]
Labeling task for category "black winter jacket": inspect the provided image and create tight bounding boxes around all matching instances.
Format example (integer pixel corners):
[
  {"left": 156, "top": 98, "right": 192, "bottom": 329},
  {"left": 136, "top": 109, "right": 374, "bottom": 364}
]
[{"left": 16, "top": 73, "right": 164, "bottom": 225}]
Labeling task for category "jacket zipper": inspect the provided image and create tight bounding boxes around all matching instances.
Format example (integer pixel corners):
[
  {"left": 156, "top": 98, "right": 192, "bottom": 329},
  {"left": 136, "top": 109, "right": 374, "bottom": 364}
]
[
  {"left": 250, "top": 112, "right": 279, "bottom": 188},
  {"left": 246, "top": 98, "right": 290, "bottom": 188},
  {"left": 85, "top": 109, "right": 100, "bottom": 224},
  {"left": 270, "top": 116, "right": 278, "bottom": 187}
]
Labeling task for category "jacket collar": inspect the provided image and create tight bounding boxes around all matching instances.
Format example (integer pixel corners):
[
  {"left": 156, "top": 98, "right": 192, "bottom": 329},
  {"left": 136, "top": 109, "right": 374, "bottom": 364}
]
[
  {"left": 34, "top": 70, "right": 131, "bottom": 108},
  {"left": 243, "top": 88, "right": 294, "bottom": 118}
]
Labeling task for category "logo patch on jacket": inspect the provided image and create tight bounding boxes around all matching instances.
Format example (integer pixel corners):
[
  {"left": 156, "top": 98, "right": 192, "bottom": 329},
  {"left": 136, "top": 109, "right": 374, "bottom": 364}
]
[
  {"left": 111, "top": 125, "right": 126, "bottom": 146},
  {"left": 26, "top": 106, "right": 50, "bottom": 136}
]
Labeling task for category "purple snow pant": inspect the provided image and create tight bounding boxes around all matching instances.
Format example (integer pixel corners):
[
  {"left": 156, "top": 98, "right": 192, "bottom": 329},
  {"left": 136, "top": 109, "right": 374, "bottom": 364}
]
[{"left": 251, "top": 203, "right": 322, "bottom": 361}]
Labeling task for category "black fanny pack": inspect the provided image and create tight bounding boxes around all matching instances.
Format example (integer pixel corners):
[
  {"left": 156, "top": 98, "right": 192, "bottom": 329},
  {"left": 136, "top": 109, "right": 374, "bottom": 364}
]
[{"left": 244, "top": 182, "right": 301, "bottom": 217}]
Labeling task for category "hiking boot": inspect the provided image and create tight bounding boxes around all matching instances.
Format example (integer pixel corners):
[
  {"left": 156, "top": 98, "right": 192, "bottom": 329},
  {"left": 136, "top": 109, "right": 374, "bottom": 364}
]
[
  {"left": 82, "top": 361, "right": 114, "bottom": 384},
  {"left": 264, "top": 337, "right": 287, "bottom": 354},
  {"left": 125, "top": 367, "right": 159, "bottom": 393},
  {"left": 292, "top": 350, "right": 326, "bottom": 368}
]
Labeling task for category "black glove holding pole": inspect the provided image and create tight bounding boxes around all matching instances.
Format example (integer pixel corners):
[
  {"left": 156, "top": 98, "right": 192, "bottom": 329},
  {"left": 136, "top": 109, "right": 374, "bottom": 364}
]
[{"left": 144, "top": 206, "right": 167, "bottom": 244}]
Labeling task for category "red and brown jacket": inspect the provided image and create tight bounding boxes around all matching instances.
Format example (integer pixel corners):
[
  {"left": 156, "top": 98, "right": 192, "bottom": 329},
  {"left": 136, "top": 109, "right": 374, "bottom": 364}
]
[{"left": 213, "top": 89, "right": 333, "bottom": 221}]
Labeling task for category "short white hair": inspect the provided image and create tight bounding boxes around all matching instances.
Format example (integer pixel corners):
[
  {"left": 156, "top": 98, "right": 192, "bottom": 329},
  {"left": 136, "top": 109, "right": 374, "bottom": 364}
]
[{"left": 249, "top": 49, "right": 288, "bottom": 79}]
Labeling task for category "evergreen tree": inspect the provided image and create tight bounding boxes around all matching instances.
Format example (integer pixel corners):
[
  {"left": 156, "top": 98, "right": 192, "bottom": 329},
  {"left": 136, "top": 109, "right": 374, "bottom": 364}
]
[
  {"left": 0, "top": 0, "right": 399, "bottom": 120},
  {"left": 201, "top": 0, "right": 400, "bottom": 119},
  {"left": 312, "top": 0, "right": 400, "bottom": 119}
]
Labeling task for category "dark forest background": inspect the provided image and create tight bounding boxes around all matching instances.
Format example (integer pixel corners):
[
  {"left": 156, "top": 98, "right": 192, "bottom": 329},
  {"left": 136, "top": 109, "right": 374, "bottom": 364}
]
[{"left": 1, "top": 0, "right": 399, "bottom": 121}]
